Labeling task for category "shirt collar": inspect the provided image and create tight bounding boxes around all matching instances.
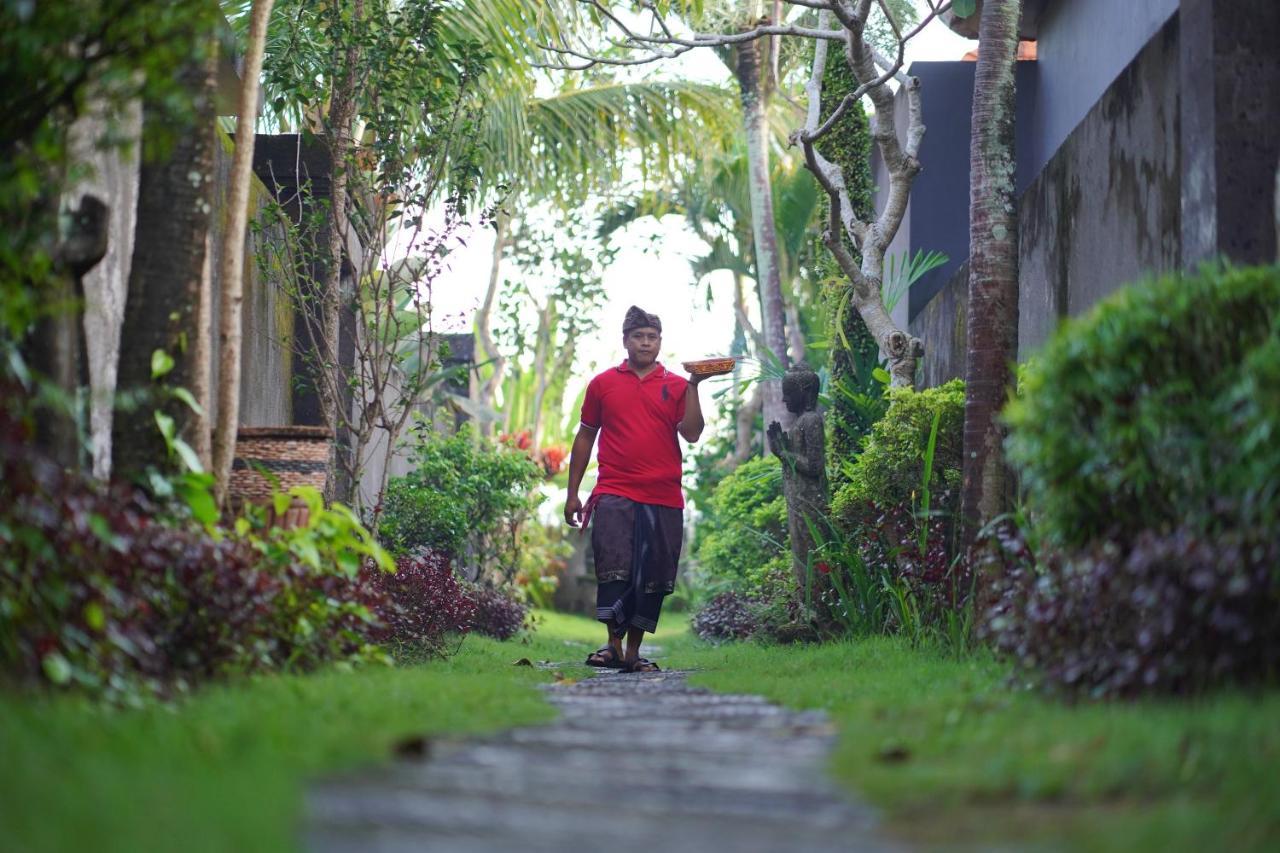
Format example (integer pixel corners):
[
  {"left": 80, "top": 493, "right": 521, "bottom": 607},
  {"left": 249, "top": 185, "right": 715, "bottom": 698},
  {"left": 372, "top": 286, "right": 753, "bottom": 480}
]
[{"left": 616, "top": 359, "right": 668, "bottom": 380}]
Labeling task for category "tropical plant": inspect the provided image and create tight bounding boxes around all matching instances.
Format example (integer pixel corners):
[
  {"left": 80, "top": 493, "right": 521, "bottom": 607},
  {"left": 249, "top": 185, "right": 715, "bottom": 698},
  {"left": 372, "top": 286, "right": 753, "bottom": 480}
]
[
  {"left": 960, "top": 0, "right": 1022, "bottom": 539},
  {"left": 1004, "top": 264, "right": 1280, "bottom": 550},
  {"left": 378, "top": 427, "right": 544, "bottom": 582}
]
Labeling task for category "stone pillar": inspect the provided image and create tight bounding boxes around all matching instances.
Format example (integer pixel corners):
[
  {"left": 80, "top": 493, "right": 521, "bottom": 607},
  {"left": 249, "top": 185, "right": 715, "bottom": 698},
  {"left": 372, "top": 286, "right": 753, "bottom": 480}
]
[{"left": 1180, "top": 0, "right": 1280, "bottom": 267}]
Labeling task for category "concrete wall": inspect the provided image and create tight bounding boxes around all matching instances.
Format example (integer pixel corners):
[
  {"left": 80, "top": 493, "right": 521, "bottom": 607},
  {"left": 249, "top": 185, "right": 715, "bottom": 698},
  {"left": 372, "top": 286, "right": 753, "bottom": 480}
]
[
  {"left": 1027, "top": 0, "right": 1179, "bottom": 177},
  {"left": 910, "top": 16, "right": 1183, "bottom": 383},
  {"left": 207, "top": 128, "right": 294, "bottom": 428},
  {"left": 1019, "top": 16, "right": 1182, "bottom": 357}
]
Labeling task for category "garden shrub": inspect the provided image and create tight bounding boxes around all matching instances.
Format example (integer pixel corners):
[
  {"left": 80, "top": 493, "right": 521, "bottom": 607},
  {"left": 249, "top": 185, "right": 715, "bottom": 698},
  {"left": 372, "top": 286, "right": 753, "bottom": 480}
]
[
  {"left": 986, "top": 526, "right": 1280, "bottom": 697},
  {"left": 827, "top": 380, "right": 966, "bottom": 629},
  {"left": 463, "top": 582, "right": 528, "bottom": 641},
  {"left": 832, "top": 379, "right": 965, "bottom": 516},
  {"left": 363, "top": 549, "right": 475, "bottom": 658},
  {"left": 991, "top": 264, "right": 1280, "bottom": 696},
  {"left": 693, "top": 456, "right": 788, "bottom": 590},
  {"left": 691, "top": 591, "right": 759, "bottom": 642},
  {"left": 0, "top": 441, "right": 391, "bottom": 702},
  {"left": 1005, "top": 264, "right": 1280, "bottom": 548},
  {"left": 379, "top": 428, "right": 543, "bottom": 579}
]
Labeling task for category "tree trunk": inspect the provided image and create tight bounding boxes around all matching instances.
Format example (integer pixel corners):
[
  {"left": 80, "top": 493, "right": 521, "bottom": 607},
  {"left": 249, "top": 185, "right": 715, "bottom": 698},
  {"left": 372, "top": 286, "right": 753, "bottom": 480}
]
[
  {"left": 112, "top": 47, "right": 219, "bottom": 483},
  {"left": 734, "top": 39, "right": 791, "bottom": 430},
  {"left": 729, "top": 384, "right": 763, "bottom": 466},
  {"left": 528, "top": 302, "right": 553, "bottom": 448},
  {"left": 190, "top": 229, "right": 213, "bottom": 470},
  {"left": 784, "top": 292, "right": 807, "bottom": 365},
  {"left": 961, "top": 0, "right": 1022, "bottom": 540},
  {"left": 212, "top": 0, "right": 275, "bottom": 506},
  {"left": 317, "top": 0, "right": 362, "bottom": 504},
  {"left": 475, "top": 208, "right": 510, "bottom": 437}
]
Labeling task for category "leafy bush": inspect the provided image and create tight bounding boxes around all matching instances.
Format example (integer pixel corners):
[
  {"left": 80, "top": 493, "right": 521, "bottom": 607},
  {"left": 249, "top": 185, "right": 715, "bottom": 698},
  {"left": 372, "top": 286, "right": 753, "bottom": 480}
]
[
  {"left": 990, "top": 265, "right": 1280, "bottom": 697},
  {"left": 832, "top": 379, "right": 965, "bottom": 515},
  {"left": 986, "top": 526, "right": 1280, "bottom": 697},
  {"left": 464, "top": 583, "right": 528, "bottom": 641},
  {"left": 691, "top": 591, "right": 759, "bottom": 642},
  {"left": 693, "top": 456, "right": 788, "bottom": 590},
  {"left": 364, "top": 549, "right": 475, "bottom": 658},
  {"left": 0, "top": 447, "right": 390, "bottom": 702},
  {"left": 379, "top": 428, "right": 543, "bottom": 579},
  {"left": 1005, "top": 264, "right": 1280, "bottom": 548},
  {"left": 826, "top": 380, "right": 967, "bottom": 635}
]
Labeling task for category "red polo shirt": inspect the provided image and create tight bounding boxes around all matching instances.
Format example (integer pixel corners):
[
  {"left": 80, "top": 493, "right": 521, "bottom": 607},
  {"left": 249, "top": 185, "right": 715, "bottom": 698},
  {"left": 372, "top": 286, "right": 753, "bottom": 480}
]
[{"left": 581, "top": 360, "right": 689, "bottom": 509}]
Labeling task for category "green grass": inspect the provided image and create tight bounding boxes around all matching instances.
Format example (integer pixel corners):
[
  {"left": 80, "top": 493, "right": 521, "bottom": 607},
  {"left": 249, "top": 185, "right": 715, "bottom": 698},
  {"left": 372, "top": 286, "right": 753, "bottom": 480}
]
[
  {"left": 655, "top": 620, "right": 1280, "bottom": 851},
  {"left": 6, "top": 609, "right": 1277, "bottom": 852},
  {"left": 0, "top": 625, "right": 591, "bottom": 853}
]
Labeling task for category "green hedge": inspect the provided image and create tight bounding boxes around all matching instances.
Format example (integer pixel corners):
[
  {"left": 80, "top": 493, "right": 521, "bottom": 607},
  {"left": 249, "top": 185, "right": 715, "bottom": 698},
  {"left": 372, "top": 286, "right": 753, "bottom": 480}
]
[
  {"left": 1005, "top": 264, "right": 1280, "bottom": 548},
  {"left": 832, "top": 379, "right": 965, "bottom": 526},
  {"left": 379, "top": 429, "right": 542, "bottom": 561},
  {"left": 693, "top": 456, "right": 789, "bottom": 590}
]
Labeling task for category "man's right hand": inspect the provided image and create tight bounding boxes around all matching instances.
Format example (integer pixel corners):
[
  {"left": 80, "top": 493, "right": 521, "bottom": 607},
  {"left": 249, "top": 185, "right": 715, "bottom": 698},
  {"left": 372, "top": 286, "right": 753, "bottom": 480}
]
[{"left": 564, "top": 494, "right": 584, "bottom": 527}]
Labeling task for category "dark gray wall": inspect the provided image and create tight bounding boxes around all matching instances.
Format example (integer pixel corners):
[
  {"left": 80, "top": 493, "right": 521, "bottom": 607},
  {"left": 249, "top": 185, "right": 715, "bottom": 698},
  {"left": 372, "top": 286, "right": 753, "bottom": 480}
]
[
  {"left": 901, "top": 60, "right": 1040, "bottom": 321},
  {"left": 1027, "top": 0, "right": 1179, "bottom": 177},
  {"left": 912, "top": 16, "right": 1184, "bottom": 384}
]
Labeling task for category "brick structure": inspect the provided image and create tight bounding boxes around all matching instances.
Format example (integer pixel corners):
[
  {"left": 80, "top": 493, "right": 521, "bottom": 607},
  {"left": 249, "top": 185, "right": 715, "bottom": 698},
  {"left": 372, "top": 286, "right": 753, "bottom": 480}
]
[{"left": 229, "top": 426, "right": 332, "bottom": 526}]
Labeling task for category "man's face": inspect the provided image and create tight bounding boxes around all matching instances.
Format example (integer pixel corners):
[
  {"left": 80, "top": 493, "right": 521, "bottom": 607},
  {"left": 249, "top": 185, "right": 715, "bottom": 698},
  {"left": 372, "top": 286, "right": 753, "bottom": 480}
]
[{"left": 624, "top": 327, "right": 661, "bottom": 366}]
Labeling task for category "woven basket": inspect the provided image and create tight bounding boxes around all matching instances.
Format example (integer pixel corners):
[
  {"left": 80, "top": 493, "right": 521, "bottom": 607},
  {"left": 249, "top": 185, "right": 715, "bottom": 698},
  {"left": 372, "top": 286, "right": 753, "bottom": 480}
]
[
  {"left": 228, "top": 426, "right": 332, "bottom": 528},
  {"left": 681, "top": 357, "right": 738, "bottom": 376}
]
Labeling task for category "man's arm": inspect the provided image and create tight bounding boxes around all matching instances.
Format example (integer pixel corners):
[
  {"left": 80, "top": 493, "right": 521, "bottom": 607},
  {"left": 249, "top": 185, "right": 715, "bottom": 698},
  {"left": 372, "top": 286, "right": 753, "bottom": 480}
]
[
  {"left": 677, "top": 377, "right": 706, "bottom": 443},
  {"left": 564, "top": 423, "right": 599, "bottom": 527}
]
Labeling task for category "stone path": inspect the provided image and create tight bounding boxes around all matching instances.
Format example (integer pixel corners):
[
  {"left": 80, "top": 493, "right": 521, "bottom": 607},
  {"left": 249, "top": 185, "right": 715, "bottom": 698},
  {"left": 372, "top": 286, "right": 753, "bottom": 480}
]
[{"left": 305, "top": 666, "right": 903, "bottom": 853}]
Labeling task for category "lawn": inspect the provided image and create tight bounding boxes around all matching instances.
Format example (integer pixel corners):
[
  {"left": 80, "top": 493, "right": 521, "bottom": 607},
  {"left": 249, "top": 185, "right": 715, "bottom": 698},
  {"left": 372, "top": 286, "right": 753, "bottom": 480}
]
[
  {"left": 0, "top": 620, "right": 594, "bottom": 853},
  {"left": 655, "top": 618, "right": 1280, "bottom": 851},
  {"left": 4, "top": 609, "right": 1276, "bottom": 852}
]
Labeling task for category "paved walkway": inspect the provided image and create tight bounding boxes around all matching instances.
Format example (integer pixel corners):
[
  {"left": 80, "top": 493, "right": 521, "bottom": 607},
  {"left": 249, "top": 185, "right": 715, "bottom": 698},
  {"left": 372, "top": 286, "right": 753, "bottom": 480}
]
[{"left": 305, "top": 666, "right": 903, "bottom": 853}]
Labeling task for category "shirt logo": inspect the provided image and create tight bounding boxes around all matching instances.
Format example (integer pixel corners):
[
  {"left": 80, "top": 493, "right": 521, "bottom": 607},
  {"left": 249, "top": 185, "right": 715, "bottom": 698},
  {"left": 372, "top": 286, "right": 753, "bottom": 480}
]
[{"left": 661, "top": 385, "right": 670, "bottom": 402}]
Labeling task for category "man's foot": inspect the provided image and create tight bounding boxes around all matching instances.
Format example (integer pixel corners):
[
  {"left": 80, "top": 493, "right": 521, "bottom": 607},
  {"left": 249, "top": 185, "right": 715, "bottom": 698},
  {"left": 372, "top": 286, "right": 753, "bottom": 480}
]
[
  {"left": 621, "top": 658, "right": 660, "bottom": 673},
  {"left": 585, "top": 646, "right": 625, "bottom": 668}
]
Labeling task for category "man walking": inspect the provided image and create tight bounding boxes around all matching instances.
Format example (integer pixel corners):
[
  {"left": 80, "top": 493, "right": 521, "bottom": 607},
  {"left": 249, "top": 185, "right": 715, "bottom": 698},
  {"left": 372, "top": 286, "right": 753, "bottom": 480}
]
[{"left": 564, "top": 306, "right": 709, "bottom": 673}]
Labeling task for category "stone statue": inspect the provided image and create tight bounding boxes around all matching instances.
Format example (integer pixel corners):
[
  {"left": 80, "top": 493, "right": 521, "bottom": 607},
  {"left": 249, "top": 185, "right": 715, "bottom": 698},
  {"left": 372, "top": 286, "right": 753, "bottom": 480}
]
[{"left": 767, "top": 363, "right": 829, "bottom": 591}]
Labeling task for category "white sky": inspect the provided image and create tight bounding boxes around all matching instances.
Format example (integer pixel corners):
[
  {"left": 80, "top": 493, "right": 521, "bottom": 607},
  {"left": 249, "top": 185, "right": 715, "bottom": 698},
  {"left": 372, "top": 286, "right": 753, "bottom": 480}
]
[{"left": 429, "top": 7, "right": 972, "bottom": 443}]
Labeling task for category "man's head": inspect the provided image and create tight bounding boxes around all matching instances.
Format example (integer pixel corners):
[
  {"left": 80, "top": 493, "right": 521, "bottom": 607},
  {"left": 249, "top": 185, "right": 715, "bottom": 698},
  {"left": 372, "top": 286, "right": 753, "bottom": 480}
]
[
  {"left": 781, "top": 363, "right": 820, "bottom": 414},
  {"left": 622, "top": 305, "right": 662, "bottom": 367}
]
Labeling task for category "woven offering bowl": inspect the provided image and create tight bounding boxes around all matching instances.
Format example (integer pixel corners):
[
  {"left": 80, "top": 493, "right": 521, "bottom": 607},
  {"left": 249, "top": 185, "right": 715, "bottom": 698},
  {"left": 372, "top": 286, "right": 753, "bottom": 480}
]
[{"left": 682, "top": 356, "right": 738, "bottom": 376}]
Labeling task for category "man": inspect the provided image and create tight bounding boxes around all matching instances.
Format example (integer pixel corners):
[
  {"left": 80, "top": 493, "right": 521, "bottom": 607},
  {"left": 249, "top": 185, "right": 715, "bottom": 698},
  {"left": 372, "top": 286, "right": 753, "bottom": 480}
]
[{"left": 564, "top": 305, "right": 710, "bottom": 673}]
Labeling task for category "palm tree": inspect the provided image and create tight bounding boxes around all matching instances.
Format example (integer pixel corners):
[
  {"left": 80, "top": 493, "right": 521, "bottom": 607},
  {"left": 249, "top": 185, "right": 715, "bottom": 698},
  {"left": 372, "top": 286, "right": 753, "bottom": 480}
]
[{"left": 962, "top": 0, "right": 1022, "bottom": 539}]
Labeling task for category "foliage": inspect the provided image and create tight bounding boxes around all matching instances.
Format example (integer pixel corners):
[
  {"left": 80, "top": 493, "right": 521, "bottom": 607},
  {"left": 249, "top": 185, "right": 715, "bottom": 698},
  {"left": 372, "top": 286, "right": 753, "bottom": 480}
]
[
  {"left": 691, "top": 591, "right": 759, "bottom": 642},
  {"left": 992, "top": 265, "right": 1280, "bottom": 697},
  {"left": 379, "top": 427, "right": 543, "bottom": 581},
  {"left": 0, "top": 0, "right": 219, "bottom": 341},
  {"left": 1005, "top": 264, "right": 1280, "bottom": 550},
  {"left": 833, "top": 379, "right": 965, "bottom": 515},
  {"left": 813, "top": 56, "right": 882, "bottom": 479},
  {"left": 463, "top": 583, "right": 529, "bottom": 641},
  {"left": 986, "top": 524, "right": 1280, "bottom": 698},
  {"left": 692, "top": 456, "right": 789, "bottom": 590},
  {"left": 0, "top": 438, "right": 392, "bottom": 703},
  {"left": 363, "top": 549, "right": 475, "bottom": 660},
  {"left": 822, "top": 380, "right": 968, "bottom": 642}
]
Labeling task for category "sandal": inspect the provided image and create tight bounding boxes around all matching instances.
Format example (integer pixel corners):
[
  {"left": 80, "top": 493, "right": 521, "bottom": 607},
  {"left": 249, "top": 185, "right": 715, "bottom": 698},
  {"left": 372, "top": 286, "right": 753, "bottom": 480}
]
[
  {"left": 585, "top": 646, "right": 625, "bottom": 668},
  {"left": 622, "top": 658, "right": 660, "bottom": 673}
]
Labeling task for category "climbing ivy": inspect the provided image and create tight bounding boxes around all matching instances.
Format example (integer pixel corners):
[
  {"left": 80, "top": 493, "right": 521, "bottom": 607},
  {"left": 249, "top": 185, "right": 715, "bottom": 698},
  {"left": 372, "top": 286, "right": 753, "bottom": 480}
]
[{"left": 811, "top": 49, "right": 884, "bottom": 480}]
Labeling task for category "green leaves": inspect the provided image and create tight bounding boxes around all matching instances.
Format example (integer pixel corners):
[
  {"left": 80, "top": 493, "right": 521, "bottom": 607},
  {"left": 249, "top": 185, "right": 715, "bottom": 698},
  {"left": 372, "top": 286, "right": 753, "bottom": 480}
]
[
  {"left": 150, "top": 348, "right": 175, "bottom": 380},
  {"left": 953, "top": 0, "right": 978, "bottom": 18}
]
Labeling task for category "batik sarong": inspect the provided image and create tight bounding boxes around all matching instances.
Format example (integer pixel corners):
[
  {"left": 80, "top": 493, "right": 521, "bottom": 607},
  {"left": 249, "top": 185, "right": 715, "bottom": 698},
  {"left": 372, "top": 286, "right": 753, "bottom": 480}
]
[{"left": 589, "top": 493, "right": 683, "bottom": 636}]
